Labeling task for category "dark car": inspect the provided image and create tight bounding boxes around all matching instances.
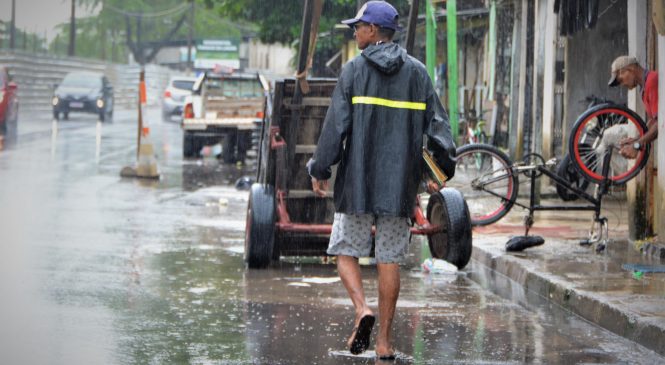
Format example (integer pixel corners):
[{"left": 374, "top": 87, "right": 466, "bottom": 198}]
[
  {"left": 52, "top": 71, "right": 113, "bottom": 121},
  {"left": 0, "top": 66, "right": 19, "bottom": 138}
]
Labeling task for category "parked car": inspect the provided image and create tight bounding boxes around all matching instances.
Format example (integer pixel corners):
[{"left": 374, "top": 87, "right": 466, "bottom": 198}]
[
  {"left": 0, "top": 66, "right": 19, "bottom": 138},
  {"left": 52, "top": 71, "right": 114, "bottom": 121},
  {"left": 162, "top": 76, "right": 196, "bottom": 121}
]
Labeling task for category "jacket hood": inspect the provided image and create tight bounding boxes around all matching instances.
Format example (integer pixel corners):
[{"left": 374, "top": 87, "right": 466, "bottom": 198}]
[{"left": 361, "top": 42, "right": 407, "bottom": 75}]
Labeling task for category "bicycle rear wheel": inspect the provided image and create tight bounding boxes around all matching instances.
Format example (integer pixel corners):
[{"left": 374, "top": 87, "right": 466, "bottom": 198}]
[
  {"left": 448, "top": 144, "right": 518, "bottom": 226},
  {"left": 568, "top": 103, "right": 650, "bottom": 185},
  {"left": 555, "top": 154, "right": 589, "bottom": 201}
]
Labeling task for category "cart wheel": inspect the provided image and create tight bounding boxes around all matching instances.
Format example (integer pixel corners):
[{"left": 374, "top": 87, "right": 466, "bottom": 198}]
[
  {"left": 245, "top": 183, "right": 276, "bottom": 269},
  {"left": 426, "top": 188, "right": 473, "bottom": 270}
]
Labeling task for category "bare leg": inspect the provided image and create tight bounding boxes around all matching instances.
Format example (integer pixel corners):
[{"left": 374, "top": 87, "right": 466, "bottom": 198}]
[
  {"left": 375, "top": 262, "right": 400, "bottom": 356},
  {"left": 337, "top": 255, "right": 374, "bottom": 346}
]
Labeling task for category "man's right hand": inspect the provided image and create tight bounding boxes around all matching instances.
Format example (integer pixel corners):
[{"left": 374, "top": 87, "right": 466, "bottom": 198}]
[
  {"left": 619, "top": 137, "right": 639, "bottom": 159},
  {"left": 311, "top": 177, "right": 329, "bottom": 197}
]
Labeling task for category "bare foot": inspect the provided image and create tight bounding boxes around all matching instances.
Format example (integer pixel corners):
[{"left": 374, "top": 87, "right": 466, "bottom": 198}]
[{"left": 375, "top": 341, "right": 394, "bottom": 358}]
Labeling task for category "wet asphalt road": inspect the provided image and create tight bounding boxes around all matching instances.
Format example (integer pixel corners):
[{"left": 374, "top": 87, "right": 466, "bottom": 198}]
[{"left": 0, "top": 108, "right": 663, "bottom": 365}]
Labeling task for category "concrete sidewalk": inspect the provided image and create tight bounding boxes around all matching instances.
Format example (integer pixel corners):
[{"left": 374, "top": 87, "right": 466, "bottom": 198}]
[{"left": 467, "top": 199, "right": 665, "bottom": 357}]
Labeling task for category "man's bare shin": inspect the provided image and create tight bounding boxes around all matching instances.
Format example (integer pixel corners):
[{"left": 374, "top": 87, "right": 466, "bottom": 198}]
[{"left": 376, "top": 263, "right": 400, "bottom": 354}]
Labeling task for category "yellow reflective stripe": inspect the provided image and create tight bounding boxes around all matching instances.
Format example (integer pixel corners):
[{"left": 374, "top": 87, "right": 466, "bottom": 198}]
[{"left": 352, "top": 96, "right": 426, "bottom": 110}]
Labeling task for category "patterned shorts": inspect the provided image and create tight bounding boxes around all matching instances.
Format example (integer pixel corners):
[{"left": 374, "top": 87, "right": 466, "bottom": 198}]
[{"left": 327, "top": 213, "right": 411, "bottom": 264}]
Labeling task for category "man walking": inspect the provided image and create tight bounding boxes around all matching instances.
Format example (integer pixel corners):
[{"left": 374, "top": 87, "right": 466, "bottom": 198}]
[
  {"left": 608, "top": 55, "right": 659, "bottom": 158},
  {"left": 307, "top": 1, "right": 456, "bottom": 359}
]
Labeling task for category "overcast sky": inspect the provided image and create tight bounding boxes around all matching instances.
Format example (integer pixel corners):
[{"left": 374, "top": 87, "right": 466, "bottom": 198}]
[{"left": 0, "top": 0, "right": 97, "bottom": 41}]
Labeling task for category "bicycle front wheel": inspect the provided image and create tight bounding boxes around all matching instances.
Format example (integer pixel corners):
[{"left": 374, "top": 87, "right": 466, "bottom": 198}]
[
  {"left": 448, "top": 144, "right": 519, "bottom": 226},
  {"left": 568, "top": 103, "right": 650, "bottom": 185}
]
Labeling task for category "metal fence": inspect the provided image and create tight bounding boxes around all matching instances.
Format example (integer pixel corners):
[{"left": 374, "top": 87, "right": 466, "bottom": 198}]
[{"left": 0, "top": 50, "right": 176, "bottom": 112}]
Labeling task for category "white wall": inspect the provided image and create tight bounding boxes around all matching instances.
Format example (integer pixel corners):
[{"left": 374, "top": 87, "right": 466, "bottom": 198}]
[
  {"left": 627, "top": 0, "right": 648, "bottom": 115},
  {"left": 541, "top": 0, "right": 557, "bottom": 161},
  {"left": 657, "top": 35, "right": 665, "bottom": 234},
  {"left": 247, "top": 40, "right": 295, "bottom": 77}
]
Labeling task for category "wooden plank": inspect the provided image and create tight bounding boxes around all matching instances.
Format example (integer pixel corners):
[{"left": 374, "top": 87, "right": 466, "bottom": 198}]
[
  {"left": 283, "top": 97, "right": 331, "bottom": 107},
  {"left": 295, "top": 144, "right": 317, "bottom": 154},
  {"left": 288, "top": 189, "right": 322, "bottom": 198},
  {"left": 271, "top": 80, "right": 285, "bottom": 129}
]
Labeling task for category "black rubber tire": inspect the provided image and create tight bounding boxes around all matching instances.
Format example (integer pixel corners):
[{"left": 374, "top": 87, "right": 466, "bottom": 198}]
[
  {"left": 426, "top": 188, "right": 473, "bottom": 270},
  {"left": 245, "top": 183, "right": 276, "bottom": 269},
  {"left": 449, "top": 143, "right": 518, "bottom": 226},
  {"left": 568, "top": 103, "right": 650, "bottom": 185},
  {"left": 183, "top": 132, "right": 199, "bottom": 158},
  {"left": 555, "top": 154, "right": 589, "bottom": 201}
]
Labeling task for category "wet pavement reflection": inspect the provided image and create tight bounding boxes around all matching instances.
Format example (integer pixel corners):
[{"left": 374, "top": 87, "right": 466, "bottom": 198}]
[{"left": 0, "top": 109, "right": 662, "bottom": 364}]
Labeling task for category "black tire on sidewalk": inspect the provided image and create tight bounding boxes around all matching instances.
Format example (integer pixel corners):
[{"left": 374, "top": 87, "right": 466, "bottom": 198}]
[
  {"left": 426, "top": 188, "right": 473, "bottom": 270},
  {"left": 245, "top": 183, "right": 276, "bottom": 269}
]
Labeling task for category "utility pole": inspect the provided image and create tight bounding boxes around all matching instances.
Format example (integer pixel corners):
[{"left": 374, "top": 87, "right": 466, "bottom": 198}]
[
  {"left": 68, "top": 0, "right": 76, "bottom": 56},
  {"left": 137, "top": 15, "right": 142, "bottom": 64},
  {"left": 405, "top": 0, "right": 420, "bottom": 54},
  {"left": 426, "top": 0, "right": 436, "bottom": 82},
  {"left": 447, "top": 0, "right": 459, "bottom": 142},
  {"left": 10, "top": 0, "right": 16, "bottom": 49},
  {"left": 187, "top": 0, "right": 195, "bottom": 72}
]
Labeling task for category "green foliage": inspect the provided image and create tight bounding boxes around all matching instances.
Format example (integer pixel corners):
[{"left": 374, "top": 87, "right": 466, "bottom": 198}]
[
  {"left": 215, "top": 0, "right": 411, "bottom": 45},
  {"left": 45, "top": 0, "right": 414, "bottom": 63},
  {"left": 48, "top": 0, "right": 253, "bottom": 62}
]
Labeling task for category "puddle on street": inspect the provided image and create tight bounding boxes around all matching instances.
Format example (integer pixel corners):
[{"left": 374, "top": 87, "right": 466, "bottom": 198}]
[{"left": 2, "top": 125, "right": 662, "bottom": 365}]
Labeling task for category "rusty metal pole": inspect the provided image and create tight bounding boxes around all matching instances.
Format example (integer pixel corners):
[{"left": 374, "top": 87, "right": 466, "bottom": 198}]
[
  {"left": 187, "top": 0, "right": 194, "bottom": 73},
  {"left": 137, "top": 69, "right": 144, "bottom": 158},
  {"left": 286, "top": 0, "right": 316, "bottom": 176},
  {"left": 405, "top": 0, "right": 420, "bottom": 55}
]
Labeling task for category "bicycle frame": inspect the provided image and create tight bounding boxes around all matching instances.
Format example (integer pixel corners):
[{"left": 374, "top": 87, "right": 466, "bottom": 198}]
[{"left": 474, "top": 150, "right": 614, "bottom": 250}]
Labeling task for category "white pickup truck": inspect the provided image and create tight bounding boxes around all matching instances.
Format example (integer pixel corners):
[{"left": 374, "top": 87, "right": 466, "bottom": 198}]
[{"left": 182, "top": 72, "right": 269, "bottom": 163}]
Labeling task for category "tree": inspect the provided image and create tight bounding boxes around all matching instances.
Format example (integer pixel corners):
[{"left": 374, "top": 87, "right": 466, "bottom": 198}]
[
  {"left": 50, "top": 0, "right": 250, "bottom": 63},
  {"left": 215, "top": 0, "right": 411, "bottom": 45}
]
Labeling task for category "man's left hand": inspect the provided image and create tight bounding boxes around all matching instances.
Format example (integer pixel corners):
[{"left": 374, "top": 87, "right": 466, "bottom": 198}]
[{"left": 426, "top": 179, "right": 442, "bottom": 194}]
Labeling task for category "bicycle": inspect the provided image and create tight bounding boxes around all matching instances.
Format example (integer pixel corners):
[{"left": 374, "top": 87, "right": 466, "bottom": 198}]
[
  {"left": 446, "top": 103, "right": 650, "bottom": 251},
  {"left": 458, "top": 110, "right": 488, "bottom": 146}
]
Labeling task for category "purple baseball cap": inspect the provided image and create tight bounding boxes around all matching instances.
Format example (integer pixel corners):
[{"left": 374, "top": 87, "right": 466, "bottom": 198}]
[{"left": 341, "top": 1, "right": 401, "bottom": 31}]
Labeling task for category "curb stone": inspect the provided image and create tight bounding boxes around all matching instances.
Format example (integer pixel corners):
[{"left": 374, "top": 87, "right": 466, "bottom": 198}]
[{"left": 469, "top": 242, "right": 665, "bottom": 358}]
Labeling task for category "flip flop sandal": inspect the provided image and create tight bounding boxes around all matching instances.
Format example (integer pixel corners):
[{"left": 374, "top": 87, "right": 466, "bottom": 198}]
[
  {"left": 378, "top": 353, "right": 396, "bottom": 360},
  {"left": 349, "top": 315, "right": 375, "bottom": 355}
]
